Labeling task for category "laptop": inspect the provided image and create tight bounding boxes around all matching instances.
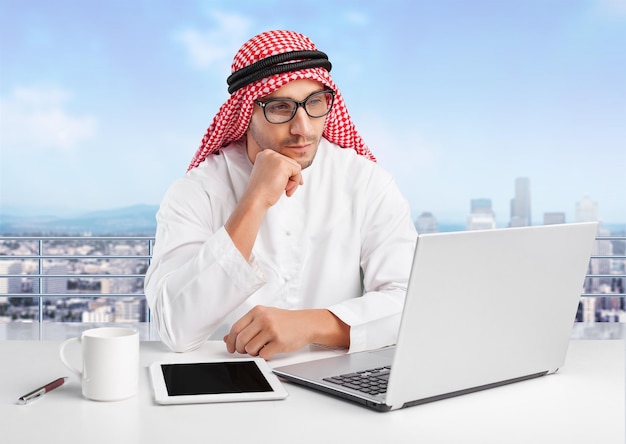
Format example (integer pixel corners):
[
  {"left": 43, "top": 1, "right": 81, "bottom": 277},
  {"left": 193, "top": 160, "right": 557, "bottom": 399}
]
[{"left": 273, "top": 222, "right": 599, "bottom": 412}]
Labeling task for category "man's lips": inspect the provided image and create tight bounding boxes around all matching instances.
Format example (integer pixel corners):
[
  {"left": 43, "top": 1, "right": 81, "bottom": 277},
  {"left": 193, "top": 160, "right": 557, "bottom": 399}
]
[{"left": 285, "top": 144, "right": 310, "bottom": 151}]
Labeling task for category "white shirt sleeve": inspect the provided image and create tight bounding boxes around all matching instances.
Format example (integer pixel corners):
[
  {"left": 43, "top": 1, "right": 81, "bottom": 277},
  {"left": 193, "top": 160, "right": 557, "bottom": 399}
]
[
  {"left": 144, "top": 176, "right": 266, "bottom": 352},
  {"left": 327, "top": 168, "right": 417, "bottom": 353}
]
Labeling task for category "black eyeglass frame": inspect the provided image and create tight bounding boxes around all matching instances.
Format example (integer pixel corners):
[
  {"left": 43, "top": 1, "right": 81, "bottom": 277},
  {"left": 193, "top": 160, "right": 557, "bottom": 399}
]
[{"left": 254, "top": 89, "right": 336, "bottom": 124}]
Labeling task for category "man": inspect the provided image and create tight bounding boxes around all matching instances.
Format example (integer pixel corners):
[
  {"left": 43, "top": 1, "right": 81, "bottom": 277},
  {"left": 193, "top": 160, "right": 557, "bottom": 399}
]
[{"left": 145, "top": 30, "right": 417, "bottom": 359}]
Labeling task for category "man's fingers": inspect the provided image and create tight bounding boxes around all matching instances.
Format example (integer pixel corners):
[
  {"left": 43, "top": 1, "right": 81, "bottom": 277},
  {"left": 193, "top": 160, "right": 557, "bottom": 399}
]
[
  {"left": 243, "top": 332, "right": 270, "bottom": 356},
  {"left": 224, "top": 313, "right": 254, "bottom": 353},
  {"left": 247, "top": 150, "right": 304, "bottom": 204},
  {"left": 224, "top": 307, "right": 275, "bottom": 355},
  {"left": 285, "top": 173, "right": 303, "bottom": 197}
]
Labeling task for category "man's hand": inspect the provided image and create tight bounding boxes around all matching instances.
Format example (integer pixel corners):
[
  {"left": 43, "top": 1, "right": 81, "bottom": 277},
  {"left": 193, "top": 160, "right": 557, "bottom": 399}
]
[
  {"left": 223, "top": 306, "right": 350, "bottom": 360},
  {"left": 225, "top": 150, "right": 303, "bottom": 260},
  {"left": 245, "top": 149, "right": 304, "bottom": 207}
]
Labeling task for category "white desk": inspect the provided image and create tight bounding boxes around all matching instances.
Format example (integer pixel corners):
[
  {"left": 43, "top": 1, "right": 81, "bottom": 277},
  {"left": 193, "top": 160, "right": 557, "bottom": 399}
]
[{"left": 1, "top": 340, "right": 623, "bottom": 444}]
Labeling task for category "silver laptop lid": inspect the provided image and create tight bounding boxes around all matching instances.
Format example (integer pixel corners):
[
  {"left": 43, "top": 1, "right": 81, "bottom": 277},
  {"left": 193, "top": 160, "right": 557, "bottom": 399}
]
[{"left": 385, "top": 222, "right": 599, "bottom": 409}]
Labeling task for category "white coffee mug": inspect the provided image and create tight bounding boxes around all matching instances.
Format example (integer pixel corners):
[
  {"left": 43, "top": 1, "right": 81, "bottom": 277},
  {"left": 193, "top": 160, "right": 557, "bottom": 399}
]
[{"left": 59, "top": 327, "right": 139, "bottom": 401}]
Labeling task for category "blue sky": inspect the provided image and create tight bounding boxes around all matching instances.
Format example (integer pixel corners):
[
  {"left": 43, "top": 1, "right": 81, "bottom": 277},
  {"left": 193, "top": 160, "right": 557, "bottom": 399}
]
[{"left": 1, "top": 0, "right": 625, "bottom": 224}]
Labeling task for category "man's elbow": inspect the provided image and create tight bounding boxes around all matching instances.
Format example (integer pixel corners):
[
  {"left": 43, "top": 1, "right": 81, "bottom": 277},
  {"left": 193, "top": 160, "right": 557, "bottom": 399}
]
[
  {"left": 148, "top": 300, "right": 207, "bottom": 353},
  {"left": 158, "top": 328, "right": 207, "bottom": 353}
]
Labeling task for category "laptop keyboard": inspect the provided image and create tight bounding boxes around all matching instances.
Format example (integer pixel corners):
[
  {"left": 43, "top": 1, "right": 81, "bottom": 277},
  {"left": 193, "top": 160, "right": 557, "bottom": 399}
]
[{"left": 323, "top": 366, "right": 391, "bottom": 395}]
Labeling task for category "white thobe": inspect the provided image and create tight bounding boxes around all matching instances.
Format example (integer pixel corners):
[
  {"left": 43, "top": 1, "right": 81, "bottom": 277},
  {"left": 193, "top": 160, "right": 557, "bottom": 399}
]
[{"left": 145, "top": 138, "right": 417, "bottom": 353}]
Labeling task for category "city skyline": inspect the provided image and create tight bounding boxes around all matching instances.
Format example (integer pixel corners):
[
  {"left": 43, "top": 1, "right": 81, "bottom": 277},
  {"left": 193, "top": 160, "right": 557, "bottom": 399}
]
[
  {"left": 2, "top": 177, "right": 625, "bottom": 235},
  {"left": 1, "top": 228, "right": 624, "bottom": 325},
  {"left": 1, "top": 0, "right": 625, "bottom": 224}
]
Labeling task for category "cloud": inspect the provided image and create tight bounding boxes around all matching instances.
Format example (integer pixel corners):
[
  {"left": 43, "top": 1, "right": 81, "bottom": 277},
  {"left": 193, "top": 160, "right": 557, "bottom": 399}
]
[
  {"left": 594, "top": 0, "right": 626, "bottom": 18},
  {"left": 0, "top": 86, "right": 97, "bottom": 150},
  {"left": 176, "top": 11, "right": 253, "bottom": 69}
]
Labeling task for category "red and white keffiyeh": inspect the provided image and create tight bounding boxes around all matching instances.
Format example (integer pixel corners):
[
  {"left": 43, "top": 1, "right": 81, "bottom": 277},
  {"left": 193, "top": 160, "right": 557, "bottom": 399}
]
[{"left": 187, "top": 30, "right": 375, "bottom": 171}]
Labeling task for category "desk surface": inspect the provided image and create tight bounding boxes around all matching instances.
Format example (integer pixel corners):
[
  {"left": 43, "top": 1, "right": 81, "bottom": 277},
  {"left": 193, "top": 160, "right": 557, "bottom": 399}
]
[{"left": 1, "top": 340, "right": 623, "bottom": 444}]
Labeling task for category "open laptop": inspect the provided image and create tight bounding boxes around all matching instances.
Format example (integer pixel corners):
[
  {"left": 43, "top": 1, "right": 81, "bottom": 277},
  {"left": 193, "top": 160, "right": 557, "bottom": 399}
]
[{"left": 273, "top": 222, "right": 599, "bottom": 412}]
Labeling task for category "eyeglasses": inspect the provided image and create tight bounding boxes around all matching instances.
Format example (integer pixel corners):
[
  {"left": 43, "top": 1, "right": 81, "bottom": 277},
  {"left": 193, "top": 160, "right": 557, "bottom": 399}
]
[{"left": 255, "top": 89, "right": 335, "bottom": 124}]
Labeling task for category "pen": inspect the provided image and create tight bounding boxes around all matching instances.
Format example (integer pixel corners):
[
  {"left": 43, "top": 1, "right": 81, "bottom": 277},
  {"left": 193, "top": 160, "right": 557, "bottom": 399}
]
[{"left": 18, "top": 377, "right": 69, "bottom": 405}]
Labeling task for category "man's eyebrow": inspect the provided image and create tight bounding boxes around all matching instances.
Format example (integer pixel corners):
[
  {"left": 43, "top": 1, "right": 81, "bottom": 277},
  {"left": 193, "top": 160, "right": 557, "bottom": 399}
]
[{"left": 261, "top": 88, "right": 325, "bottom": 101}]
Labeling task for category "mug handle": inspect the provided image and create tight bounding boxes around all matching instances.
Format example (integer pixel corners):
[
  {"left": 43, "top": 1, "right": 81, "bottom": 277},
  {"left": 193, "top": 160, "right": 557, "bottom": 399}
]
[{"left": 59, "top": 337, "right": 82, "bottom": 379}]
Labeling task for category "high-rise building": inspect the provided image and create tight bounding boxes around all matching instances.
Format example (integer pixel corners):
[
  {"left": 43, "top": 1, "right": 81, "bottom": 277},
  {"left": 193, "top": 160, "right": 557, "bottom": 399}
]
[
  {"left": 575, "top": 196, "right": 611, "bottom": 297},
  {"left": 467, "top": 198, "right": 496, "bottom": 230},
  {"left": 509, "top": 177, "right": 531, "bottom": 227},
  {"left": 115, "top": 297, "right": 147, "bottom": 322},
  {"left": 575, "top": 195, "right": 599, "bottom": 222},
  {"left": 415, "top": 212, "right": 439, "bottom": 233},
  {"left": 470, "top": 198, "right": 492, "bottom": 214},
  {"left": 543, "top": 212, "right": 566, "bottom": 225},
  {"left": 0, "top": 261, "right": 23, "bottom": 294},
  {"left": 43, "top": 262, "right": 68, "bottom": 294}
]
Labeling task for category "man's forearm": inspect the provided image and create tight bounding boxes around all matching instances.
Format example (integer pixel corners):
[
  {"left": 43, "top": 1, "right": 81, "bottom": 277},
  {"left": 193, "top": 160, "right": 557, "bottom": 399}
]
[{"left": 224, "top": 197, "right": 268, "bottom": 260}]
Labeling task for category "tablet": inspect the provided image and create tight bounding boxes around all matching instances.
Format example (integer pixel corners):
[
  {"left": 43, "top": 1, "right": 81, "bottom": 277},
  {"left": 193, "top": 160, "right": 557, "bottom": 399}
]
[{"left": 149, "top": 358, "right": 289, "bottom": 405}]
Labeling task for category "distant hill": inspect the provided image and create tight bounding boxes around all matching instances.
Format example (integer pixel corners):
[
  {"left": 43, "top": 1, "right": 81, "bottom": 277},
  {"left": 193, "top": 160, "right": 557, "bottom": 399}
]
[
  {"left": 0, "top": 205, "right": 159, "bottom": 235},
  {"left": 1, "top": 204, "right": 623, "bottom": 237}
]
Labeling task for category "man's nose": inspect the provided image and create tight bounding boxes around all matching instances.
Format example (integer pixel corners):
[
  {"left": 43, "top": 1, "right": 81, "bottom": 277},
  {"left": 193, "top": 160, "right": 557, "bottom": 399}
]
[{"left": 289, "top": 106, "right": 312, "bottom": 136}]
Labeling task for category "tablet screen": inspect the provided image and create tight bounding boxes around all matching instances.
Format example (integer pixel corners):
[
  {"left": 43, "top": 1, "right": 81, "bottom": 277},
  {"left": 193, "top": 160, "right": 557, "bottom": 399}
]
[{"left": 161, "top": 361, "right": 273, "bottom": 396}]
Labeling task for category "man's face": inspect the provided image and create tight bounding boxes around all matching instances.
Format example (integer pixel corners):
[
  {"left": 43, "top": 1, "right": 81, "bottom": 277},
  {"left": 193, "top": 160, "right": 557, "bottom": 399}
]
[{"left": 246, "top": 79, "right": 328, "bottom": 170}]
